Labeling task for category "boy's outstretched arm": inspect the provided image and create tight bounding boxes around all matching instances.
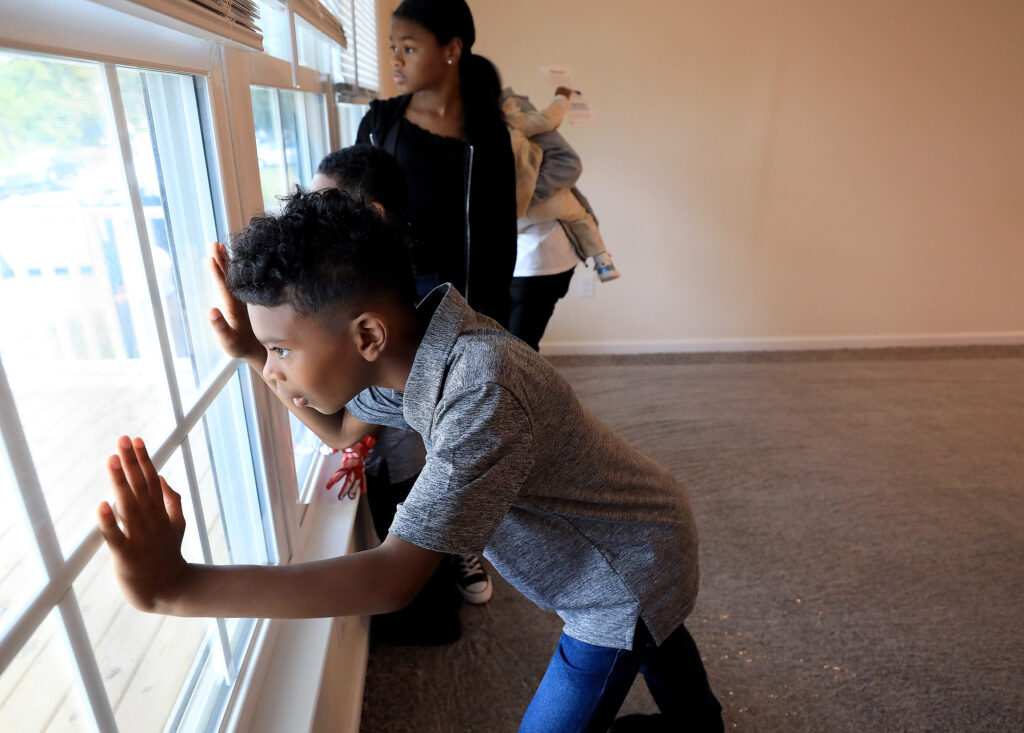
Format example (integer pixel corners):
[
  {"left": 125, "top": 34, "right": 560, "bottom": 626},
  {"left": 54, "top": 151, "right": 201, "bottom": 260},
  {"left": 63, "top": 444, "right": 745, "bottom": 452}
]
[
  {"left": 206, "top": 242, "right": 372, "bottom": 450},
  {"left": 97, "top": 436, "right": 440, "bottom": 618}
]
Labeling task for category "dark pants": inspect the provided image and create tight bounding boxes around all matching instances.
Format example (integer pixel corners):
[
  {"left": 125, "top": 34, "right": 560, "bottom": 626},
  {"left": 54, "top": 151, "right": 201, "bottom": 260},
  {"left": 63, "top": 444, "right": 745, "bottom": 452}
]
[
  {"left": 508, "top": 268, "right": 575, "bottom": 351},
  {"left": 365, "top": 463, "right": 461, "bottom": 645},
  {"left": 519, "top": 620, "right": 723, "bottom": 733}
]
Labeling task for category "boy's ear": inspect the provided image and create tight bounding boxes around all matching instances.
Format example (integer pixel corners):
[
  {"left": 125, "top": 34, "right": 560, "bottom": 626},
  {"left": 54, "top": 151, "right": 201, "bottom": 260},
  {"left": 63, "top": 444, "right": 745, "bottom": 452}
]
[{"left": 352, "top": 312, "right": 387, "bottom": 362}]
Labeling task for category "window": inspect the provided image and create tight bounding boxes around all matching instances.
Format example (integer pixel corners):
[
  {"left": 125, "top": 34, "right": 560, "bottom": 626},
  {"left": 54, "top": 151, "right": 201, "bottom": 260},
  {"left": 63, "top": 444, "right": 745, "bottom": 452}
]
[
  {"left": 0, "top": 51, "right": 272, "bottom": 732},
  {"left": 334, "top": 0, "right": 379, "bottom": 95},
  {"left": 334, "top": 0, "right": 377, "bottom": 160},
  {"left": 0, "top": 0, "right": 382, "bottom": 727},
  {"left": 249, "top": 0, "right": 378, "bottom": 496},
  {"left": 0, "top": 611, "right": 94, "bottom": 731},
  {"left": 258, "top": 1, "right": 294, "bottom": 63},
  {"left": 250, "top": 83, "right": 330, "bottom": 490},
  {"left": 250, "top": 86, "right": 329, "bottom": 212}
]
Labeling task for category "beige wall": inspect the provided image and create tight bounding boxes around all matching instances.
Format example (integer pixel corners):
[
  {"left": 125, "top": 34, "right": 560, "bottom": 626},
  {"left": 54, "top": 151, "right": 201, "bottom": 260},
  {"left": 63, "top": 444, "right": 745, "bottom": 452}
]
[{"left": 380, "top": 0, "right": 1024, "bottom": 352}]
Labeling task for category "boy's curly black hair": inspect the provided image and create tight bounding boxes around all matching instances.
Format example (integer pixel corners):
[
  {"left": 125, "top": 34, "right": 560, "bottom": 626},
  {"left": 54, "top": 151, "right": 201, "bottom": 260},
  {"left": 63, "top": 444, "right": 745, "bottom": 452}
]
[
  {"left": 316, "top": 145, "right": 407, "bottom": 219},
  {"left": 227, "top": 188, "right": 417, "bottom": 322}
]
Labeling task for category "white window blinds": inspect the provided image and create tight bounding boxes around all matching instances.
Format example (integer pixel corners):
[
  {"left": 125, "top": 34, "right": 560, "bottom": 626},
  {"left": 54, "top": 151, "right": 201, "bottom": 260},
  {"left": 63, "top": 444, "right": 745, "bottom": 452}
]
[
  {"left": 353, "top": 0, "right": 379, "bottom": 91},
  {"left": 334, "top": 0, "right": 379, "bottom": 101},
  {"left": 292, "top": 0, "right": 348, "bottom": 49},
  {"left": 110, "top": 0, "right": 265, "bottom": 50}
]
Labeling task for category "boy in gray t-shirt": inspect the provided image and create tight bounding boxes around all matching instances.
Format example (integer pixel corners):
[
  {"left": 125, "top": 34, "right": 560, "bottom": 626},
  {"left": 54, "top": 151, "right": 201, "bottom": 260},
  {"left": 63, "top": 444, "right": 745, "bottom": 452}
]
[{"left": 96, "top": 189, "right": 722, "bottom": 731}]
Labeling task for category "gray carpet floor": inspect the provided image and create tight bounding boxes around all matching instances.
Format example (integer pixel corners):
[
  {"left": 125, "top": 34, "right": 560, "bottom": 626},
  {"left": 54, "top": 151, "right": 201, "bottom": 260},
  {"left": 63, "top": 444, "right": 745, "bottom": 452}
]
[{"left": 358, "top": 347, "right": 1024, "bottom": 732}]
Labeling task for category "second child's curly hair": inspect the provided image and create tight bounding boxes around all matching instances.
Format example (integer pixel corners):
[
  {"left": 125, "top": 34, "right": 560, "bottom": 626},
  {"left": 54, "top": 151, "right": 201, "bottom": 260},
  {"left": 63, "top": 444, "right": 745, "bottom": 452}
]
[
  {"left": 227, "top": 188, "right": 417, "bottom": 322},
  {"left": 316, "top": 145, "right": 407, "bottom": 219}
]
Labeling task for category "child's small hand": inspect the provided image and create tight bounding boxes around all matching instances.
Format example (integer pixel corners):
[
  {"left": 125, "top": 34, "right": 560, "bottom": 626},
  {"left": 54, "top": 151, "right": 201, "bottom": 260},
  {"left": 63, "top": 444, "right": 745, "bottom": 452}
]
[
  {"left": 325, "top": 434, "right": 377, "bottom": 500},
  {"left": 555, "top": 86, "right": 573, "bottom": 99},
  {"left": 97, "top": 437, "right": 189, "bottom": 613},
  {"left": 208, "top": 242, "right": 263, "bottom": 363}
]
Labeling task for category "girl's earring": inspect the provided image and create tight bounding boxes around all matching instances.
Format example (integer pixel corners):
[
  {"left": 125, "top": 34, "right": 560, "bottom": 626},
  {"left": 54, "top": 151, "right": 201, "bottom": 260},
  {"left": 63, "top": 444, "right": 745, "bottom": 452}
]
[{"left": 447, "top": 59, "right": 453, "bottom": 65}]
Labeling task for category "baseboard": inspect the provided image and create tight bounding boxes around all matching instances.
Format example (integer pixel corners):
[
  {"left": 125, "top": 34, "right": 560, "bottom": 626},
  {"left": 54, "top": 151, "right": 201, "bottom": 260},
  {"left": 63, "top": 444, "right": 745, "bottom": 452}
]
[{"left": 539, "top": 331, "right": 1024, "bottom": 356}]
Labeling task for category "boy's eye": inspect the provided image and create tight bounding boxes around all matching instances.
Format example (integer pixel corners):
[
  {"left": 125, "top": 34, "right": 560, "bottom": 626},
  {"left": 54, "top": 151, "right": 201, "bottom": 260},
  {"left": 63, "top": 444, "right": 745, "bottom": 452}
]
[
  {"left": 404, "top": 46, "right": 415, "bottom": 54},
  {"left": 270, "top": 346, "right": 290, "bottom": 358}
]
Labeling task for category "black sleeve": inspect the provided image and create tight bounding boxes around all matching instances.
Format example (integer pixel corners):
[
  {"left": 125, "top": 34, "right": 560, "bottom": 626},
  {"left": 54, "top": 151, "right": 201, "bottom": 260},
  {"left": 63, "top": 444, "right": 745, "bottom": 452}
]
[
  {"left": 494, "top": 125, "right": 518, "bottom": 277},
  {"left": 468, "top": 125, "right": 517, "bottom": 328},
  {"left": 356, "top": 104, "right": 375, "bottom": 145}
]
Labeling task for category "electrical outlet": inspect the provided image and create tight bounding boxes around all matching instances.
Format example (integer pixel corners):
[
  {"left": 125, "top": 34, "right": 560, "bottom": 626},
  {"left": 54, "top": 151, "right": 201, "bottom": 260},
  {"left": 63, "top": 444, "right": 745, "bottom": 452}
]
[{"left": 576, "top": 269, "right": 595, "bottom": 297}]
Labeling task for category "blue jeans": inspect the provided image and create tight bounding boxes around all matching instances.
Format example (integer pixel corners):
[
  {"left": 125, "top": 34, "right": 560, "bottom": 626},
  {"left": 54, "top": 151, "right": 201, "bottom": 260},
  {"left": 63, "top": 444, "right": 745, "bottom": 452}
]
[{"left": 519, "top": 620, "right": 723, "bottom": 733}]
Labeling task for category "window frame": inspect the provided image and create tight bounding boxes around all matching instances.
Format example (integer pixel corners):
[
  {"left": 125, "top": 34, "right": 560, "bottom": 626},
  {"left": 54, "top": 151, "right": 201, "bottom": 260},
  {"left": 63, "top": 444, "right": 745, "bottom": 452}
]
[
  {"left": 225, "top": 47, "right": 338, "bottom": 528},
  {"left": 0, "top": 8, "right": 359, "bottom": 731},
  {"left": 0, "top": 49, "right": 275, "bottom": 731},
  {"left": 0, "top": 0, "right": 383, "bottom": 726}
]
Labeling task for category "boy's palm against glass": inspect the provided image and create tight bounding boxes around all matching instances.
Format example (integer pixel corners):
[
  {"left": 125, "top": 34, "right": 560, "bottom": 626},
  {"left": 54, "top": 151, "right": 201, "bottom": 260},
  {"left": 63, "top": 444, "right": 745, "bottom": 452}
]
[
  {"left": 208, "top": 241, "right": 264, "bottom": 362},
  {"left": 98, "top": 437, "right": 189, "bottom": 613}
]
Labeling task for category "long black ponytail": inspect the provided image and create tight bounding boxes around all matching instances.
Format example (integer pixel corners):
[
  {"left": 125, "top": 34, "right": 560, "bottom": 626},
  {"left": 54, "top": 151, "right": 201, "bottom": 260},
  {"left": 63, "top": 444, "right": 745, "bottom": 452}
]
[{"left": 392, "top": 0, "right": 503, "bottom": 141}]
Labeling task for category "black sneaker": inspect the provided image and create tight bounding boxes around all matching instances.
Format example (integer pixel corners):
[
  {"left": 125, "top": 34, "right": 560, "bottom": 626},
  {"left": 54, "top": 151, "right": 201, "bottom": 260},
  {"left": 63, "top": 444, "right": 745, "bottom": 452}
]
[
  {"left": 610, "top": 714, "right": 672, "bottom": 732},
  {"left": 454, "top": 554, "right": 493, "bottom": 604}
]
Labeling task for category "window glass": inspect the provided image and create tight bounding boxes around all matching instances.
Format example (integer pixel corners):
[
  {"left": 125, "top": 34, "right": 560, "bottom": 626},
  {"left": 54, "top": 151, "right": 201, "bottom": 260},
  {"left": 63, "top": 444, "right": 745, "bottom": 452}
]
[
  {"left": 0, "top": 53, "right": 176, "bottom": 556},
  {"left": 257, "top": 1, "right": 293, "bottom": 62},
  {"left": 291, "top": 412, "right": 322, "bottom": 491},
  {"left": 172, "top": 640, "right": 231, "bottom": 732},
  {"left": 251, "top": 86, "right": 328, "bottom": 212},
  {"left": 0, "top": 452, "right": 47, "bottom": 637},
  {"left": 227, "top": 615, "right": 257, "bottom": 662},
  {"left": 250, "top": 86, "right": 287, "bottom": 211},
  {"left": 338, "top": 102, "right": 369, "bottom": 148},
  {"left": 296, "top": 15, "right": 335, "bottom": 75},
  {"left": 188, "top": 370, "right": 271, "bottom": 567},
  {"left": 75, "top": 451, "right": 212, "bottom": 733},
  {"left": 1, "top": 49, "right": 279, "bottom": 733},
  {"left": 250, "top": 86, "right": 330, "bottom": 487},
  {"left": 279, "top": 90, "right": 309, "bottom": 190},
  {"left": 116, "top": 67, "right": 225, "bottom": 408},
  {"left": 280, "top": 90, "right": 327, "bottom": 198},
  {"left": 0, "top": 610, "right": 93, "bottom": 732}
]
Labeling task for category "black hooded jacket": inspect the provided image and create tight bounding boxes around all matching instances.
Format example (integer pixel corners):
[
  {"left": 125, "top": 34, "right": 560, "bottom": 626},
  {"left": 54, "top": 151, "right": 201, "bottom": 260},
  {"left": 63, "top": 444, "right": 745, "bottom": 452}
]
[{"left": 357, "top": 94, "right": 516, "bottom": 326}]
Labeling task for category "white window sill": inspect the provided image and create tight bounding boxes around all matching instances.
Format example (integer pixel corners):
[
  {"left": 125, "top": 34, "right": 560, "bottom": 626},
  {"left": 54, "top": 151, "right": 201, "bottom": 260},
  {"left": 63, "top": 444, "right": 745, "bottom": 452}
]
[{"left": 224, "top": 452, "right": 376, "bottom": 733}]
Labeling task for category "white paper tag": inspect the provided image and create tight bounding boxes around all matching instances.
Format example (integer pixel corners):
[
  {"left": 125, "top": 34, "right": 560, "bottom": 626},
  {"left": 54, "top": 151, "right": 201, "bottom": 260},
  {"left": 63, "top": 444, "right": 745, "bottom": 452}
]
[
  {"left": 541, "top": 64, "right": 575, "bottom": 89},
  {"left": 541, "top": 66, "right": 595, "bottom": 125}
]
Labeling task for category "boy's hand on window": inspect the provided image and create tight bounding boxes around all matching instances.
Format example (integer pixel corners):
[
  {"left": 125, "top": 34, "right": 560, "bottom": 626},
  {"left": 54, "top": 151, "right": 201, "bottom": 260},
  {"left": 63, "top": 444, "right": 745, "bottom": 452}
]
[
  {"left": 208, "top": 242, "right": 264, "bottom": 364},
  {"left": 96, "top": 436, "right": 189, "bottom": 614}
]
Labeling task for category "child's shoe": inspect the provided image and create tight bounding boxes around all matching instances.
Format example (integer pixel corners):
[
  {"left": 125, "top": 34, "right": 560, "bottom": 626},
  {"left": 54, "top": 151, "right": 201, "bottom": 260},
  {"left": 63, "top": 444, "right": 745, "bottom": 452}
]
[
  {"left": 454, "top": 554, "right": 493, "bottom": 604},
  {"left": 592, "top": 252, "right": 620, "bottom": 282},
  {"left": 610, "top": 714, "right": 673, "bottom": 732}
]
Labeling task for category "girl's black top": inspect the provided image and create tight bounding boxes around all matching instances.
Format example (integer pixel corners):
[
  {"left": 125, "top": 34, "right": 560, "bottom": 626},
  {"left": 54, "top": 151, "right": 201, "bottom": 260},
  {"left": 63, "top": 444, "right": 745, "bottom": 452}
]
[{"left": 358, "top": 94, "right": 516, "bottom": 326}]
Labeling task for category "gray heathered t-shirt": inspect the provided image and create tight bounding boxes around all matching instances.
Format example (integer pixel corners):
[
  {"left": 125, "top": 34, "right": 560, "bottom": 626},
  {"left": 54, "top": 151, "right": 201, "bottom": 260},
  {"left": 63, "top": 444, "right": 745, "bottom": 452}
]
[{"left": 346, "top": 285, "right": 700, "bottom": 649}]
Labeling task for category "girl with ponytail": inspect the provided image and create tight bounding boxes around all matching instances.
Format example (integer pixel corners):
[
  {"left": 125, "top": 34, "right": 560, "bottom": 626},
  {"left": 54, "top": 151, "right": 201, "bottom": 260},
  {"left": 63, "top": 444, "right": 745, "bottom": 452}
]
[
  {"left": 356, "top": 0, "right": 514, "bottom": 617},
  {"left": 357, "top": 0, "right": 515, "bottom": 328}
]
